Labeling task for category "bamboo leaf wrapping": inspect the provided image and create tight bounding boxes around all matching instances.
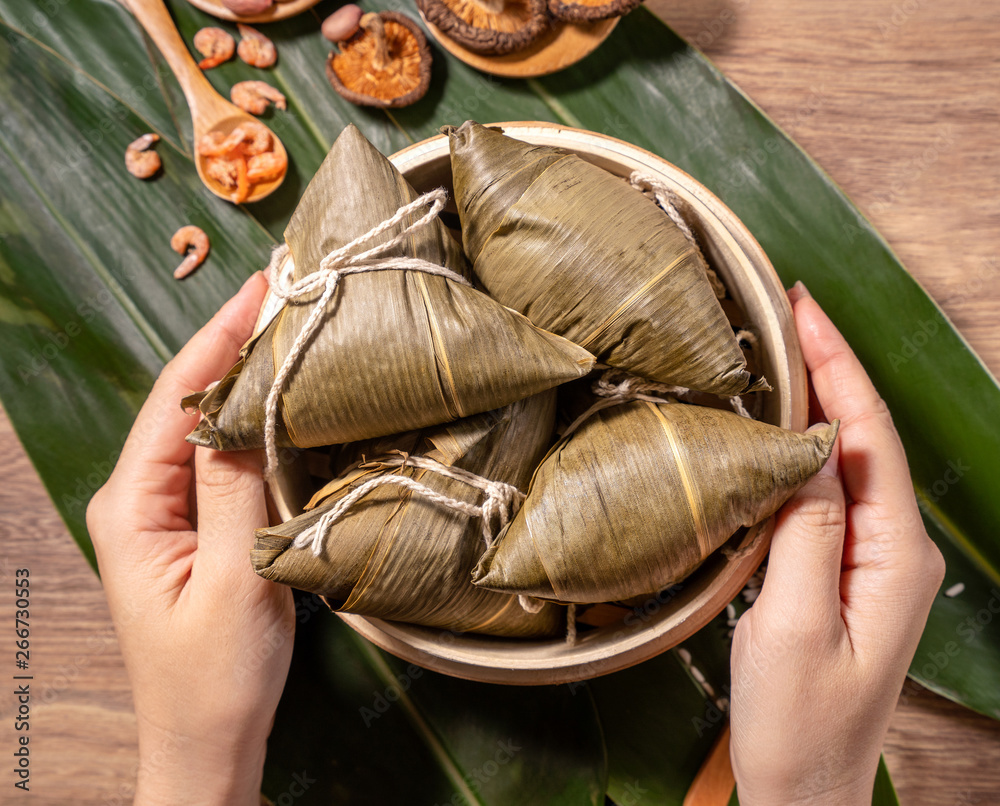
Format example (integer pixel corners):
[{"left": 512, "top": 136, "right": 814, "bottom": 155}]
[
  {"left": 186, "top": 125, "right": 595, "bottom": 450},
  {"left": 474, "top": 402, "right": 838, "bottom": 603},
  {"left": 449, "top": 121, "right": 763, "bottom": 396},
  {"left": 252, "top": 393, "right": 564, "bottom": 637}
]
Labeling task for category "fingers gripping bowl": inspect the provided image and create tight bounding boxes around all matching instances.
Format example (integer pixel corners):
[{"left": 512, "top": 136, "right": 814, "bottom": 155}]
[{"left": 261, "top": 122, "right": 806, "bottom": 685}]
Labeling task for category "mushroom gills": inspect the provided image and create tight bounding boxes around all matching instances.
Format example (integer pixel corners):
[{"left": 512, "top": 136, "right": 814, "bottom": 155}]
[
  {"left": 417, "top": 0, "right": 550, "bottom": 56},
  {"left": 327, "top": 11, "right": 433, "bottom": 108}
]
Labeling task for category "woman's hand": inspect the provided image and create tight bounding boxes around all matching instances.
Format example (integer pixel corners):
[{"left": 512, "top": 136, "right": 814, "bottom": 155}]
[
  {"left": 87, "top": 273, "right": 294, "bottom": 806},
  {"left": 729, "top": 284, "right": 945, "bottom": 805}
]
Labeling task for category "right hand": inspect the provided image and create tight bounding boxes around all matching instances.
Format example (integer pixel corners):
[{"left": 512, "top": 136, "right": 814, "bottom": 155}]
[{"left": 729, "top": 284, "right": 945, "bottom": 805}]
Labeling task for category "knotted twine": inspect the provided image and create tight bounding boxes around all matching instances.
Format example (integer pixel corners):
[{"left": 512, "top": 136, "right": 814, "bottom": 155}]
[
  {"left": 291, "top": 451, "right": 525, "bottom": 556},
  {"left": 559, "top": 371, "right": 753, "bottom": 448},
  {"left": 629, "top": 171, "right": 756, "bottom": 416},
  {"left": 263, "top": 188, "right": 470, "bottom": 481},
  {"left": 629, "top": 172, "right": 727, "bottom": 300}
]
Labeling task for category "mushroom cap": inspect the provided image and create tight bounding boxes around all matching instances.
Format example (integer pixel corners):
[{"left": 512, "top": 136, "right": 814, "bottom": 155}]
[
  {"left": 548, "top": 0, "right": 641, "bottom": 22},
  {"left": 327, "top": 11, "right": 432, "bottom": 108},
  {"left": 416, "top": 0, "right": 549, "bottom": 56}
]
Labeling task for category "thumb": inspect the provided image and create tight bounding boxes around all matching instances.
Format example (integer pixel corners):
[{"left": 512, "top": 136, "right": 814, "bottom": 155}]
[
  {"left": 192, "top": 446, "right": 269, "bottom": 586},
  {"left": 759, "top": 426, "right": 846, "bottom": 625}
]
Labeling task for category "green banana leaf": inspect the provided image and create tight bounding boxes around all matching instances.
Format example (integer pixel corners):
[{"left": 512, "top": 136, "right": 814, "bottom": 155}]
[
  {"left": 264, "top": 593, "right": 606, "bottom": 805},
  {"left": 592, "top": 650, "right": 723, "bottom": 804},
  {"left": 596, "top": 645, "right": 900, "bottom": 805},
  {"left": 1, "top": 0, "right": 997, "bottom": 799}
]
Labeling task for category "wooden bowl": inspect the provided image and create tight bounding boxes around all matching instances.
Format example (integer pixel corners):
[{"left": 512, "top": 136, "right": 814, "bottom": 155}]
[{"left": 268, "top": 122, "right": 805, "bottom": 685}]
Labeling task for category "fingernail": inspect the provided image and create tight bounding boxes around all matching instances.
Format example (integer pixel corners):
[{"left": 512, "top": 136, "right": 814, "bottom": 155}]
[
  {"left": 787, "top": 280, "right": 811, "bottom": 305},
  {"left": 241, "top": 270, "right": 263, "bottom": 290}
]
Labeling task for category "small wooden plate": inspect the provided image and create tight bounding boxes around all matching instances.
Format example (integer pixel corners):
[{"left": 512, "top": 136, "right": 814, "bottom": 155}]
[
  {"left": 421, "top": 13, "right": 618, "bottom": 77},
  {"left": 184, "top": 0, "right": 319, "bottom": 23}
]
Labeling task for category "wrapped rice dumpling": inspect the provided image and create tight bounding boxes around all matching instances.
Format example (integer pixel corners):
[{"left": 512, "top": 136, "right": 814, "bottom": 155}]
[
  {"left": 473, "top": 401, "right": 838, "bottom": 603},
  {"left": 186, "top": 124, "right": 594, "bottom": 451},
  {"left": 252, "top": 393, "right": 564, "bottom": 637},
  {"left": 449, "top": 121, "right": 766, "bottom": 397}
]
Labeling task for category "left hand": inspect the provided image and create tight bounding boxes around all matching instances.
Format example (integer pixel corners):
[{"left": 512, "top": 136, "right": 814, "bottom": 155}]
[{"left": 87, "top": 272, "right": 294, "bottom": 806}]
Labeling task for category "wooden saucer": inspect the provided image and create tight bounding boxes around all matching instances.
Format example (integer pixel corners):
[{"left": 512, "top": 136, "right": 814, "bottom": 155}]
[
  {"left": 184, "top": 0, "right": 319, "bottom": 24},
  {"left": 421, "top": 13, "right": 618, "bottom": 78}
]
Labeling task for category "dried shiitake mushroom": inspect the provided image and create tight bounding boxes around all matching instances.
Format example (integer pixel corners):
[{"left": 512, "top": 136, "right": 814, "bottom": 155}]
[
  {"left": 547, "top": 0, "right": 641, "bottom": 22},
  {"left": 326, "top": 12, "right": 432, "bottom": 108},
  {"left": 416, "top": 0, "right": 549, "bottom": 56}
]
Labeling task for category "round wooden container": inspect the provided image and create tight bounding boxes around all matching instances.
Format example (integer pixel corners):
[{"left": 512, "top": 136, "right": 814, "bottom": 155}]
[{"left": 268, "top": 122, "right": 805, "bottom": 685}]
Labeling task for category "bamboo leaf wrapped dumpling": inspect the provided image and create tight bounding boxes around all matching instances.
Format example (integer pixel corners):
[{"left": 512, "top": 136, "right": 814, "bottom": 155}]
[
  {"left": 449, "top": 121, "right": 766, "bottom": 397},
  {"left": 252, "top": 393, "right": 564, "bottom": 638},
  {"left": 473, "top": 401, "right": 838, "bottom": 603},
  {"left": 186, "top": 124, "right": 594, "bottom": 451}
]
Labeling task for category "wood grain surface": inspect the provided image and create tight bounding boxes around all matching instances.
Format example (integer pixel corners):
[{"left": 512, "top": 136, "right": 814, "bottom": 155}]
[{"left": 2, "top": 0, "right": 999, "bottom": 803}]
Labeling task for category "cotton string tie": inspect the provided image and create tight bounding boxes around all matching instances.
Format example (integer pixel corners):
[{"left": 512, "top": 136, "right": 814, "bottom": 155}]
[
  {"left": 628, "top": 172, "right": 727, "bottom": 299},
  {"left": 263, "top": 188, "right": 471, "bottom": 480},
  {"left": 291, "top": 452, "right": 525, "bottom": 556}
]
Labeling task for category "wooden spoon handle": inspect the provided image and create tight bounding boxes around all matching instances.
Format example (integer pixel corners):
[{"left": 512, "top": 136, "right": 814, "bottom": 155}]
[
  {"left": 123, "top": 0, "right": 222, "bottom": 123},
  {"left": 683, "top": 723, "right": 736, "bottom": 806}
]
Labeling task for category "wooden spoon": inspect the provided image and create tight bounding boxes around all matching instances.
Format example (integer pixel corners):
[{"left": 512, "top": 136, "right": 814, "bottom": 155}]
[
  {"left": 125, "top": 0, "right": 287, "bottom": 203},
  {"left": 683, "top": 722, "right": 736, "bottom": 806}
]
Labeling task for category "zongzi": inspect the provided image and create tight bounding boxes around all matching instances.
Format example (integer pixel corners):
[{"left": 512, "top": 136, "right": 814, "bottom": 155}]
[
  {"left": 186, "top": 124, "right": 594, "bottom": 453},
  {"left": 474, "top": 400, "right": 838, "bottom": 603},
  {"left": 449, "top": 121, "right": 766, "bottom": 397},
  {"left": 252, "top": 393, "right": 564, "bottom": 637}
]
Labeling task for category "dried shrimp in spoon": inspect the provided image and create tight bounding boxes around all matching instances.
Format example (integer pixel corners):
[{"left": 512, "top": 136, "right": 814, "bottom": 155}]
[{"left": 197, "top": 121, "right": 285, "bottom": 204}]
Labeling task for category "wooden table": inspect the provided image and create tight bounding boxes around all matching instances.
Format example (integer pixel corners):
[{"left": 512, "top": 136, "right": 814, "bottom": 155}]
[{"left": 3, "top": 0, "right": 999, "bottom": 802}]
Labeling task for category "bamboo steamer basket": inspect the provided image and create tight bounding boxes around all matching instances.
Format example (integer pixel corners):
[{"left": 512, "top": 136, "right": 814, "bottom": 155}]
[{"left": 266, "top": 122, "right": 805, "bottom": 685}]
